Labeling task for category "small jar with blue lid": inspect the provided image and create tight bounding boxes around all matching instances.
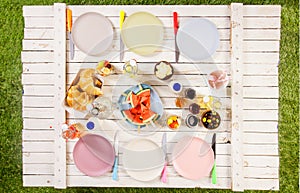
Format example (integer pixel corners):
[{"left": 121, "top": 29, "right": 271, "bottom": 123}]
[{"left": 169, "top": 81, "right": 183, "bottom": 93}]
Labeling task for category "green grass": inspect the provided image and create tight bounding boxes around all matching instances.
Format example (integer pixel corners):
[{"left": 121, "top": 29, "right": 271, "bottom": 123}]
[{"left": 0, "top": 0, "right": 298, "bottom": 192}]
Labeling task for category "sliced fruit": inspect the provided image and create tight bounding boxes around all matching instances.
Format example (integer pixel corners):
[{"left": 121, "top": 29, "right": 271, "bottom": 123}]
[
  {"left": 129, "top": 88, "right": 150, "bottom": 107},
  {"left": 142, "top": 110, "right": 157, "bottom": 123}
]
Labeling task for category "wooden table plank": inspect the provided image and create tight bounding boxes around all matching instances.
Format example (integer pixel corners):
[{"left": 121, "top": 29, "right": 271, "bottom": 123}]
[
  {"left": 230, "top": 3, "right": 244, "bottom": 191},
  {"left": 53, "top": 3, "right": 67, "bottom": 188}
]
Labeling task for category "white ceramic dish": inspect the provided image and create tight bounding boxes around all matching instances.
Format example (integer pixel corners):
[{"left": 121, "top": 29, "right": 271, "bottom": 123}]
[
  {"left": 176, "top": 18, "right": 219, "bottom": 61},
  {"left": 72, "top": 12, "right": 113, "bottom": 56},
  {"left": 122, "top": 138, "right": 165, "bottom": 181}
]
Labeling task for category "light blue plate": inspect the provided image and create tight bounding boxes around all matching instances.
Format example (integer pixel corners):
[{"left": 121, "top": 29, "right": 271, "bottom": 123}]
[{"left": 117, "top": 83, "right": 163, "bottom": 129}]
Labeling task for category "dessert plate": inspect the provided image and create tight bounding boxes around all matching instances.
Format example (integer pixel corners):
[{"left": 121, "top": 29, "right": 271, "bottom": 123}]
[
  {"left": 121, "top": 12, "right": 164, "bottom": 55},
  {"left": 172, "top": 136, "right": 214, "bottom": 180},
  {"left": 72, "top": 12, "right": 113, "bottom": 56},
  {"left": 176, "top": 18, "right": 219, "bottom": 61},
  {"left": 73, "top": 134, "right": 115, "bottom": 176},
  {"left": 123, "top": 138, "right": 165, "bottom": 181}
]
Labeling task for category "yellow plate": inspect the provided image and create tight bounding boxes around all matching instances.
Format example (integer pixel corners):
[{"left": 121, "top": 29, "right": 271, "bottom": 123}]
[{"left": 121, "top": 12, "right": 164, "bottom": 56}]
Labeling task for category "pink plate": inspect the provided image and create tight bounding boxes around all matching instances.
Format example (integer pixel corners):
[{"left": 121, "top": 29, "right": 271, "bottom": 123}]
[
  {"left": 73, "top": 134, "right": 115, "bottom": 176},
  {"left": 172, "top": 136, "right": 214, "bottom": 180}
]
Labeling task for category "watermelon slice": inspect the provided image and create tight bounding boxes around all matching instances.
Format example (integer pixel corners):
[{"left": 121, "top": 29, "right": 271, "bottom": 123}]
[
  {"left": 129, "top": 88, "right": 150, "bottom": 107},
  {"left": 122, "top": 88, "right": 157, "bottom": 125},
  {"left": 142, "top": 109, "right": 157, "bottom": 123}
]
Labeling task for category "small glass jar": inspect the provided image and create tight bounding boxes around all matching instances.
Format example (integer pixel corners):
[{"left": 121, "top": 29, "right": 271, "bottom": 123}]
[
  {"left": 86, "top": 117, "right": 101, "bottom": 130},
  {"left": 167, "top": 115, "right": 181, "bottom": 130},
  {"left": 175, "top": 97, "right": 187, "bottom": 108},
  {"left": 87, "top": 96, "right": 112, "bottom": 119},
  {"left": 184, "top": 88, "right": 196, "bottom": 100},
  {"left": 189, "top": 103, "right": 200, "bottom": 114},
  {"left": 169, "top": 81, "right": 183, "bottom": 93},
  {"left": 185, "top": 114, "right": 199, "bottom": 128},
  {"left": 123, "top": 59, "right": 138, "bottom": 77}
]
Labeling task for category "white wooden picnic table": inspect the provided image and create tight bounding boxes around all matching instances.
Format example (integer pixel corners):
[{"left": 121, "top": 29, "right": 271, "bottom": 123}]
[{"left": 21, "top": 3, "right": 280, "bottom": 191}]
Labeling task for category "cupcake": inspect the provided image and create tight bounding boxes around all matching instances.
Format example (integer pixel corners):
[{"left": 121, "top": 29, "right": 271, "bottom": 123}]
[{"left": 154, "top": 61, "right": 174, "bottom": 80}]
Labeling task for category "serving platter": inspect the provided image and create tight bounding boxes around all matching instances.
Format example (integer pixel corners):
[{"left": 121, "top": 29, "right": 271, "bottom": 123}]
[{"left": 117, "top": 83, "right": 163, "bottom": 131}]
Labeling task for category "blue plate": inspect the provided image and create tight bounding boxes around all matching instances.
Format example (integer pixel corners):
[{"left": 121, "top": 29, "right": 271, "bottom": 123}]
[{"left": 117, "top": 83, "right": 163, "bottom": 129}]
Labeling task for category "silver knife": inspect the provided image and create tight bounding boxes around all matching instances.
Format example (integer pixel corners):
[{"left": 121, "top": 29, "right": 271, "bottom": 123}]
[
  {"left": 69, "top": 33, "right": 74, "bottom": 60},
  {"left": 112, "top": 131, "right": 119, "bottom": 181},
  {"left": 119, "top": 10, "right": 125, "bottom": 61},
  {"left": 160, "top": 133, "right": 168, "bottom": 183},
  {"left": 66, "top": 8, "right": 74, "bottom": 60},
  {"left": 162, "top": 133, "right": 167, "bottom": 159},
  {"left": 175, "top": 38, "right": 179, "bottom": 63}
]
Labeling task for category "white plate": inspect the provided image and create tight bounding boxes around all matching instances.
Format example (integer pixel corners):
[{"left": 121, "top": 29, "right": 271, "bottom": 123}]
[
  {"left": 72, "top": 12, "right": 113, "bottom": 56},
  {"left": 122, "top": 138, "right": 164, "bottom": 181},
  {"left": 176, "top": 18, "right": 220, "bottom": 61}
]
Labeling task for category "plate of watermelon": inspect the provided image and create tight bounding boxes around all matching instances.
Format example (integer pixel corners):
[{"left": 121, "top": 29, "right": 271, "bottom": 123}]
[{"left": 117, "top": 83, "right": 164, "bottom": 131}]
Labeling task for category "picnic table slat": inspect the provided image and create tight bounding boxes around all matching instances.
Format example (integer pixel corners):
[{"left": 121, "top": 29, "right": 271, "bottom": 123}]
[
  {"left": 23, "top": 28, "right": 281, "bottom": 41},
  {"left": 21, "top": 73, "right": 279, "bottom": 87},
  {"left": 22, "top": 39, "right": 280, "bottom": 52},
  {"left": 53, "top": 3, "right": 67, "bottom": 189},
  {"left": 23, "top": 164, "right": 281, "bottom": 179},
  {"left": 21, "top": 96, "right": 278, "bottom": 110},
  {"left": 23, "top": 62, "right": 278, "bottom": 76},
  {"left": 21, "top": 51, "right": 279, "bottom": 64},
  {"left": 230, "top": 3, "right": 245, "bottom": 191},
  {"left": 22, "top": 85, "right": 278, "bottom": 98}
]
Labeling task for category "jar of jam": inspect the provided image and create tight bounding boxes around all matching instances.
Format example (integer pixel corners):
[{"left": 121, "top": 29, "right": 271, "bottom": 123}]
[
  {"left": 175, "top": 97, "right": 187, "bottom": 108},
  {"left": 200, "top": 110, "right": 221, "bottom": 129},
  {"left": 184, "top": 88, "right": 196, "bottom": 100},
  {"left": 189, "top": 103, "right": 200, "bottom": 114},
  {"left": 167, "top": 115, "right": 181, "bottom": 130}
]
